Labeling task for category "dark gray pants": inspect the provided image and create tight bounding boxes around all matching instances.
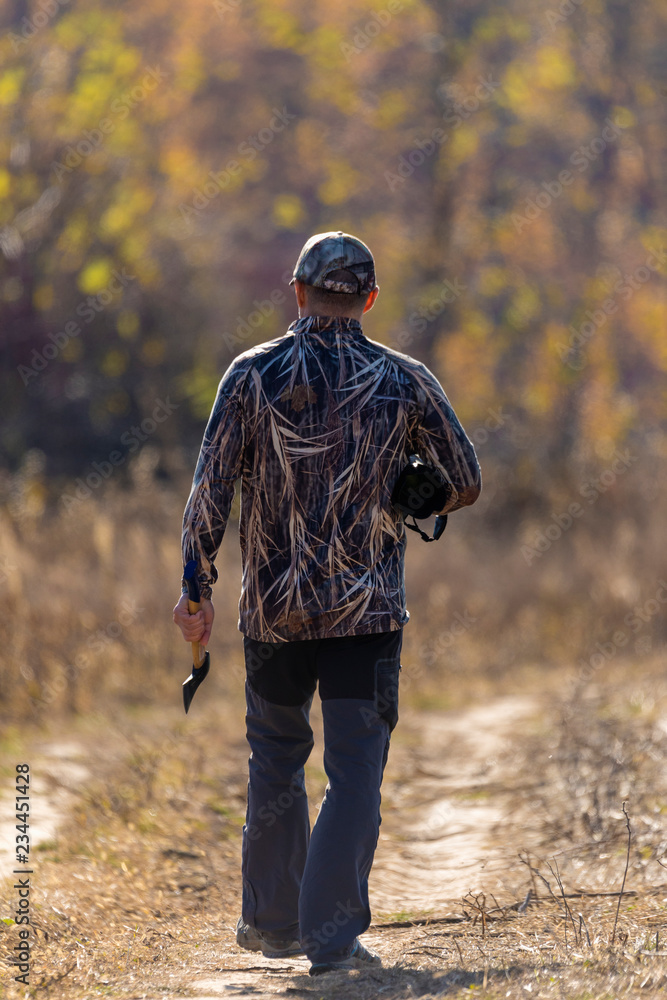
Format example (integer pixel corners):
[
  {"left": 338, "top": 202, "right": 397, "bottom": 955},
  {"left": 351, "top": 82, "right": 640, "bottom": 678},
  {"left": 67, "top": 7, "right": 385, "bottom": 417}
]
[{"left": 240, "top": 629, "right": 402, "bottom": 963}]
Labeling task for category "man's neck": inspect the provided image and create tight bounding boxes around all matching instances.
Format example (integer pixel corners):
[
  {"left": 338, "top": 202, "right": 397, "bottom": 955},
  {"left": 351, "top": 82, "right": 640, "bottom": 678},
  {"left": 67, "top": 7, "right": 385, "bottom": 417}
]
[{"left": 297, "top": 310, "right": 362, "bottom": 321}]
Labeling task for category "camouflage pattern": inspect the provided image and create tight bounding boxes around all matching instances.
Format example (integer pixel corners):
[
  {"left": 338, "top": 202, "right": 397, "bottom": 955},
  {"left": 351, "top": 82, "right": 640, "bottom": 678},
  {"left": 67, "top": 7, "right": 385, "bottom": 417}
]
[
  {"left": 181, "top": 315, "right": 481, "bottom": 642},
  {"left": 290, "top": 231, "right": 377, "bottom": 294}
]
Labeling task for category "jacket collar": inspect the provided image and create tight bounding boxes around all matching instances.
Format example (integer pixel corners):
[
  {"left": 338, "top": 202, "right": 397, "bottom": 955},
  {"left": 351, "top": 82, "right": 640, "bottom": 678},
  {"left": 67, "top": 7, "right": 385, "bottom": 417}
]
[{"left": 288, "top": 315, "right": 363, "bottom": 337}]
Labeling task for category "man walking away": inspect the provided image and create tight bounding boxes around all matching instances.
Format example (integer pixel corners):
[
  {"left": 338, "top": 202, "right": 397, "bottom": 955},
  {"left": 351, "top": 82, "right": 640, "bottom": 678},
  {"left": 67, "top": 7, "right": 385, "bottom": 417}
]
[{"left": 173, "top": 231, "right": 481, "bottom": 975}]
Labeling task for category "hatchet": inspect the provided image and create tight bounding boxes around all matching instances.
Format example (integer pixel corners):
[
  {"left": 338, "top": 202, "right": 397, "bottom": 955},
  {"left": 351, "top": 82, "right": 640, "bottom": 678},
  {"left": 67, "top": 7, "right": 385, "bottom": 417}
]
[{"left": 182, "top": 560, "right": 210, "bottom": 713}]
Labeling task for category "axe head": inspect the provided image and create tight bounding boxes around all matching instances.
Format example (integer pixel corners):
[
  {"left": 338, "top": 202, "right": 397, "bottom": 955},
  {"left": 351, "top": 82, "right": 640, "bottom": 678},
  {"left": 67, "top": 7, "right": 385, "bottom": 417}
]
[{"left": 182, "top": 650, "right": 210, "bottom": 714}]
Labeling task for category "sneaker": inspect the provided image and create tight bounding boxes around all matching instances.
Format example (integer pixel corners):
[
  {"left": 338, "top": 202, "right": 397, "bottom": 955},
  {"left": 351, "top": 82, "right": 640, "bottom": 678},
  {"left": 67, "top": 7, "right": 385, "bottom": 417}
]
[
  {"left": 309, "top": 938, "right": 382, "bottom": 976},
  {"left": 236, "top": 917, "right": 304, "bottom": 958}
]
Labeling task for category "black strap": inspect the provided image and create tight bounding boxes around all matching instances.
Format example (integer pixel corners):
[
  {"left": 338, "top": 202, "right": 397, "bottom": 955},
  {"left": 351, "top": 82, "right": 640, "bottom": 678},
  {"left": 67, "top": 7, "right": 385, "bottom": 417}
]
[{"left": 404, "top": 514, "right": 448, "bottom": 543}]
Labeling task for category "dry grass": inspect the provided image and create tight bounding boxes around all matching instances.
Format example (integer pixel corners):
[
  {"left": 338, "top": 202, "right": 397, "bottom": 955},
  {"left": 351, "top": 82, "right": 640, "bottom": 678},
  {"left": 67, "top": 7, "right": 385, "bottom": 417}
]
[
  {"left": 1, "top": 470, "right": 666, "bottom": 997},
  {"left": 1, "top": 660, "right": 667, "bottom": 999},
  {"left": 1, "top": 459, "right": 665, "bottom": 725}
]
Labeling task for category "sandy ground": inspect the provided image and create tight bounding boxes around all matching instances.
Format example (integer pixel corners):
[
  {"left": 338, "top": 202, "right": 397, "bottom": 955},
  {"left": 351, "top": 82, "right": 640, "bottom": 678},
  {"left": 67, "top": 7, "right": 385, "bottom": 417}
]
[
  {"left": 169, "top": 695, "right": 541, "bottom": 998},
  {"left": 0, "top": 740, "right": 91, "bottom": 870},
  {"left": 3, "top": 682, "right": 665, "bottom": 1000}
]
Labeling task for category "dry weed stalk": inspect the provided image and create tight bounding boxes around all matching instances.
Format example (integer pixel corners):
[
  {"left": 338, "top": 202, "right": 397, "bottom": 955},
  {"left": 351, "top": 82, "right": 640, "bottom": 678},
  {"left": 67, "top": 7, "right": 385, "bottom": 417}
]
[{"left": 611, "top": 800, "right": 633, "bottom": 947}]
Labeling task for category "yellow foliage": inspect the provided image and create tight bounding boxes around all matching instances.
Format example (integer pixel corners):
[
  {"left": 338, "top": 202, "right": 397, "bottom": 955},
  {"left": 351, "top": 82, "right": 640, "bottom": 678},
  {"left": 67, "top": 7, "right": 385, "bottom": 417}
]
[
  {"left": 501, "top": 62, "right": 533, "bottom": 112},
  {"left": 178, "top": 368, "right": 222, "bottom": 420},
  {"left": 67, "top": 73, "right": 120, "bottom": 123},
  {"left": 174, "top": 47, "right": 208, "bottom": 95},
  {"left": 568, "top": 181, "right": 598, "bottom": 213},
  {"left": 55, "top": 9, "right": 115, "bottom": 51},
  {"left": 447, "top": 127, "right": 480, "bottom": 168},
  {"left": 625, "top": 292, "right": 667, "bottom": 371},
  {"left": 0, "top": 0, "right": 661, "bottom": 513},
  {"left": 300, "top": 25, "right": 347, "bottom": 70},
  {"left": 473, "top": 11, "right": 530, "bottom": 42},
  {"left": 308, "top": 74, "right": 358, "bottom": 114},
  {"left": 579, "top": 374, "right": 633, "bottom": 446},
  {"left": 318, "top": 161, "right": 364, "bottom": 205},
  {"left": 474, "top": 14, "right": 505, "bottom": 41},
  {"left": 117, "top": 311, "right": 140, "bottom": 339},
  {"left": 100, "top": 350, "right": 128, "bottom": 378},
  {"left": 635, "top": 81, "right": 658, "bottom": 106},
  {"left": 534, "top": 46, "right": 576, "bottom": 91},
  {"left": 160, "top": 143, "right": 201, "bottom": 183},
  {"left": 100, "top": 186, "right": 155, "bottom": 237},
  {"left": 477, "top": 266, "right": 509, "bottom": 297},
  {"left": 506, "top": 285, "right": 541, "bottom": 329},
  {"left": 640, "top": 229, "right": 667, "bottom": 271},
  {"left": 522, "top": 324, "right": 569, "bottom": 416},
  {"left": 255, "top": 5, "right": 305, "bottom": 49},
  {"left": 375, "top": 91, "right": 411, "bottom": 130},
  {"left": 80, "top": 36, "right": 140, "bottom": 76},
  {"left": 435, "top": 325, "right": 496, "bottom": 422},
  {"left": 56, "top": 213, "right": 90, "bottom": 262},
  {"left": 78, "top": 259, "right": 113, "bottom": 295},
  {"left": 0, "top": 68, "right": 25, "bottom": 106},
  {"left": 612, "top": 106, "right": 635, "bottom": 129},
  {"left": 272, "top": 194, "right": 306, "bottom": 230},
  {"left": 141, "top": 261, "right": 162, "bottom": 289}
]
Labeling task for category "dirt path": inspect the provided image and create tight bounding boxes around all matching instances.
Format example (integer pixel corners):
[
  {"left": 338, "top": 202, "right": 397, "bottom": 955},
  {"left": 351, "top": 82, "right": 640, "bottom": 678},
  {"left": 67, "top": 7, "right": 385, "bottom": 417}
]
[
  {"left": 0, "top": 741, "right": 91, "bottom": 871},
  {"left": 172, "top": 695, "right": 541, "bottom": 1000},
  {"left": 371, "top": 695, "right": 537, "bottom": 913},
  {"left": 1, "top": 695, "right": 544, "bottom": 999}
]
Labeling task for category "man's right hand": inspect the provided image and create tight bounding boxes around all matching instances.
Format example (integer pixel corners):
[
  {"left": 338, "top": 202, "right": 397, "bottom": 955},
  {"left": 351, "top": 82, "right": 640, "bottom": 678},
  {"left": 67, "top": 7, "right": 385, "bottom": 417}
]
[{"left": 172, "top": 593, "right": 215, "bottom": 647}]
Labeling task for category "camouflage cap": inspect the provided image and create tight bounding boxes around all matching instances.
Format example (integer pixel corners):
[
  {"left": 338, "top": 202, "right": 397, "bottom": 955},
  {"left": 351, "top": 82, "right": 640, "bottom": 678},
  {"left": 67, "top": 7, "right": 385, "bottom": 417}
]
[{"left": 290, "top": 231, "right": 377, "bottom": 294}]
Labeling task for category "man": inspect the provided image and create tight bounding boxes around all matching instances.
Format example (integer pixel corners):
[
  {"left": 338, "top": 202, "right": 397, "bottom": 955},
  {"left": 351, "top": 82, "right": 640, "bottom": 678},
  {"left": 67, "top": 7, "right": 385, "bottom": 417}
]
[{"left": 173, "top": 231, "right": 481, "bottom": 975}]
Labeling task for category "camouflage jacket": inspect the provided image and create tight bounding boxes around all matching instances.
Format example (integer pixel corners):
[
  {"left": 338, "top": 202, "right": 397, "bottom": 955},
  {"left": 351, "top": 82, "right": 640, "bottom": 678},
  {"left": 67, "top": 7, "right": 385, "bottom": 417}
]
[{"left": 181, "top": 315, "right": 481, "bottom": 642}]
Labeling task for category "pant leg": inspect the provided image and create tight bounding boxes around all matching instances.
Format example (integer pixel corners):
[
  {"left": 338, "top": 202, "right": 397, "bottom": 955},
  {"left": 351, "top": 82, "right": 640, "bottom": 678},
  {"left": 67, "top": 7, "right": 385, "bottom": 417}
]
[
  {"left": 298, "top": 630, "right": 402, "bottom": 963},
  {"left": 241, "top": 637, "right": 318, "bottom": 936}
]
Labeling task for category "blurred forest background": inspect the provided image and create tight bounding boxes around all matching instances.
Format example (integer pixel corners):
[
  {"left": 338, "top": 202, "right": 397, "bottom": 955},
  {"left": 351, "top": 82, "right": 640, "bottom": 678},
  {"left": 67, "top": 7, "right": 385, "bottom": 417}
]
[{"left": 0, "top": 0, "right": 665, "bottom": 722}]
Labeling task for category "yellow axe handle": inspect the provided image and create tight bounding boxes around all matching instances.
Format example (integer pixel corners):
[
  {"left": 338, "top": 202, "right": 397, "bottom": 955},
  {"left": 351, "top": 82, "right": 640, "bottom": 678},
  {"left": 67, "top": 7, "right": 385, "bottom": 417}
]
[{"left": 187, "top": 596, "right": 206, "bottom": 668}]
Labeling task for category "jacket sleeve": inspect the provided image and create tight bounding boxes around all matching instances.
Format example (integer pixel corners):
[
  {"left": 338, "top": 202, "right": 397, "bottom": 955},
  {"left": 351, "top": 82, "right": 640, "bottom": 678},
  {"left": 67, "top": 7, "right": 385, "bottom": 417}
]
[
  {"left": 410, "top": 361, "right": 482, "bottom": 514},
  {"left": 181, "top": 364, "right": 246, "bottom": 599}
]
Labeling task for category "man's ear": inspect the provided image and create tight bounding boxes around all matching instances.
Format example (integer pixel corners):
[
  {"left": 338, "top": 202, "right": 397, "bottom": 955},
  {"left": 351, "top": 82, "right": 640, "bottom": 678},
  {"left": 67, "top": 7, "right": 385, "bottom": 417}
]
[
  {"left": 294, "top": 280, "right": 308, "bottom": 310},
  {"left": 363, "top": 286, "right": 379, "bottom": 314}
]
